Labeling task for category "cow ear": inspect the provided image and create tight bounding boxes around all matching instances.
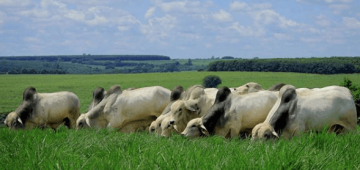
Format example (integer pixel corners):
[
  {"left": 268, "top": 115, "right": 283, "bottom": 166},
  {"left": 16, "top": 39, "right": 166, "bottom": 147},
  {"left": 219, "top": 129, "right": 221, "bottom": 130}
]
[
  {"left": 200, "top": 125, "right": 209, "bottom": 136},
  {"left": 184, "top": 99, "right": 200, "bottom": 112}
]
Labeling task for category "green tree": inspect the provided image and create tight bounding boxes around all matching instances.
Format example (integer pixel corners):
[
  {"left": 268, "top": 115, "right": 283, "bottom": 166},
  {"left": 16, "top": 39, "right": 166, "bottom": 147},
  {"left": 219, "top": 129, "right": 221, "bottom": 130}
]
[{"left": 202, "top": 75, "right": 222, "bottom": 88}]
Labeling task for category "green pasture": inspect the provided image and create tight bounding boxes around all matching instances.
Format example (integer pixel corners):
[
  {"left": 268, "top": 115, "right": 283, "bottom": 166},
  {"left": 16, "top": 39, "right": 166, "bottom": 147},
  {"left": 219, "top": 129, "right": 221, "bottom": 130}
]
[{"left": 1, "top": 72, "right": 360, "bottom": 169}]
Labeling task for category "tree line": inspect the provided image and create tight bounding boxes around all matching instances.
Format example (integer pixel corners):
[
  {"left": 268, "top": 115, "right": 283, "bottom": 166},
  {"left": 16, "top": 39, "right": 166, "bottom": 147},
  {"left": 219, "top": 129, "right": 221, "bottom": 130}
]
[
  {"left": 1, "top": 55, "right": 170, "bottom": 62},
  {"left": 207, "top": 57, "right": 360, "bottom": 74}
]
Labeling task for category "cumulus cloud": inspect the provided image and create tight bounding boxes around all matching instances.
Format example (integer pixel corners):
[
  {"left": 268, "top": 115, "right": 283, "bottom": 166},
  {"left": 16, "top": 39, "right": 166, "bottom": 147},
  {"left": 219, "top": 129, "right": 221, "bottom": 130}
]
[
  {"left": 145, "top": 7, "right": 156, "bottom": 18},
  {"left": 213, "top": 9, "right": 232, "bottom": 22},
  {"left": 141, "top": 15, "right": 177, "bottom": 41},
  {"left": 252, "top": 9, "right": 299, "bottom": 28},
  {"left": 230, "top": 22, "right": 265, "bottom": 37},
  {"left": 329, "top": 4, "right": 350, "bottom": 14},
  {"left": 316, "top": 15, "right": 332, "bottom": 27},
  {"left": 0, "top": 0, "right": 32, "bottom": 6},
  {"left": 343, "top": 17, "right": 360, "bottom": 28}
]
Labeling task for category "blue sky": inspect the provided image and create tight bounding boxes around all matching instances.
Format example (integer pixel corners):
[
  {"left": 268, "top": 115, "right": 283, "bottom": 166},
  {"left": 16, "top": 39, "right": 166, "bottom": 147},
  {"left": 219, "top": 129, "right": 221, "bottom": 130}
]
[{"left": 0, "top": 0, "right": 360, "bottom": 59}]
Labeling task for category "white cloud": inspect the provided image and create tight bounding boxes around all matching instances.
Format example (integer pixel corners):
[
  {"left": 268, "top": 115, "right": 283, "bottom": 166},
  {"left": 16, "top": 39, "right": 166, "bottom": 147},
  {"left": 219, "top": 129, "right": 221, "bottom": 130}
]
[
  {"left": 273, "top": 33, "right": 294, "bottom": 40},
  {"left": 300, "top": 37, "right": 322, "bottom": 43},
  {"left": 24, "top": 37, "right": 40, "bottom": 43},
  {"left": 252, "top": 10, "right": 299, "bottom": 28},
  {"left": 329, "top": 4, "right": 350, "bottom": 14},
  {"left": 0, "top": 0, "right": 31, "bottom": 6},
  {"left": 230, "top": 1, "right": 250, "bottom": 11},
  {"left": 145, "top": 7, "right": 156, "bottom": 18},
  {"left": 0, "top": 11, "right": 7, "bottom": 25},
  {"left": 157, "top": 1, "right": 204, "bottom": 14},
  {"left": 316, "top": 15, "right": 332, "bottom": 27},
  {"left": 324, "top": 0, "right": 353, "bottom": 3},
  {"left": 213, "top": 9, "right": 232, "bottom": 22},
  {"left": 297, "top": 0, "right": 353, "bottom": 3},
  {"left": 343, "top": 17, "right": 360, "bottom": 28},
  {"left": 141, "top": 15, "right": 177, "bottom": 41},
  {"left": 230, "top": 22, "right": 265, "bottom": 37},
  {"left": 230, "top": 1, "right": 271, "bottom": 11}
]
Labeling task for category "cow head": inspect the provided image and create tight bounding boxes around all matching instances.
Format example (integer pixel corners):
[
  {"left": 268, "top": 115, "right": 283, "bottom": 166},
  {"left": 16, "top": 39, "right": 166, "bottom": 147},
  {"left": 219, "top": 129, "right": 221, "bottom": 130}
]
[
  {"left": 251, "top": 123, "right": 279, "bottom": 141},
  {"left": 252, "top": 85, "right": 298, "bottom": 140},
  {"left": 6, "top": 87, "right": 38, "bottom": 130},
  {"left": 76, "top": 114, "right": 90, "bottom": 129},
  {"left": 77, "top": 85, "right": 122, "bottom": 130},
  {"left": 234, "top": 82, "right": 263, "bottom": 95},
  {"left": 4, "top": 111, "right": 24, "bottom": 130},
  {"left": 181, "top": 118, "right": 209, "bottom": 138},
  {"left": 160, "top": 116, "right": 177, "bottom": 137},
  {"left": 149, "top": 114, "right": 167, "bottom": 134}
]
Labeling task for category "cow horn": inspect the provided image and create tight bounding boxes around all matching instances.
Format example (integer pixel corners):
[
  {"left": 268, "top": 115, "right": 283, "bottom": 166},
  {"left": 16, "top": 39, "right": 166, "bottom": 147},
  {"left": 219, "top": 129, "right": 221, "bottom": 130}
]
[{"left": 272, "top": 131, "right": 279, "bottom": 138}]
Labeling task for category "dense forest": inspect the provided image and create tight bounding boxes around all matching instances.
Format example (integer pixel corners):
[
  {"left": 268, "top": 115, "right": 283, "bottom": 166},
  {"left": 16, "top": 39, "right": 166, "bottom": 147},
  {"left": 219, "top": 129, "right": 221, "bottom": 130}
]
[{"left": 207, "top": 57, "right": 360, "bottom": 74}]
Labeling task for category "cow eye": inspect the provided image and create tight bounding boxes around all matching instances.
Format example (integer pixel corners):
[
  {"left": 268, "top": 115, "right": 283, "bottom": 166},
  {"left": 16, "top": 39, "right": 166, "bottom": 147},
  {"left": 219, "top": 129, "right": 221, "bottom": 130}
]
[
  {"left": 12, "top": 122, "right": 17, "bottom": 126},
  {"left": 167, "top": 124, "right": 170, "bottom": 128},
  {"left": 78, "top": 122, "right": 83, "bottom": 127},
  {"left": 158, "top": 123, "right": 161, "bottom": 127},
  {"left": 191, "top": 125, "right": 196, "bottom": 128},
  {"left": 178, "top": 108, "right": 182, "bottom": 112},
  {"left": 264, "top": 134, "right": 270, "bottom": 139}
]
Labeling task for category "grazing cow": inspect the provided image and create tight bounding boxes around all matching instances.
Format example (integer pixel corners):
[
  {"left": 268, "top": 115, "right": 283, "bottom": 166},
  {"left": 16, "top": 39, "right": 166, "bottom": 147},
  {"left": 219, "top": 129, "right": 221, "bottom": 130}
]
[
  {"left": 149, "top": 86, "right": 184, "bottom": 134},
  {"left": 76, "top": 85, "right": 171, "bottom": 132},
  {"left": 161, "top": 85, "right": 218, "bottom": 135},
  {"left": 181, "top": 86, "right": 278, "bottom": 138},
  {"left": 4, "top": 87, "right": 80, "bottom": 130},
  {"left": 234, "top": 82, "right": 263, "bottom": 95},
  {"left": 251, "top": 85, "right": 357, "bottom": 140}
]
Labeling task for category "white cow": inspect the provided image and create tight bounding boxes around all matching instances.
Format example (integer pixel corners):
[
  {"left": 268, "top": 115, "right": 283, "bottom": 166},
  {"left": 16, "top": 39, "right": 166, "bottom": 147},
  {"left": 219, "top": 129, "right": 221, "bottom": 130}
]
[
  {"left": 76, "top": 85, "right": 171, "bottom": 133},
  {"left": 149, "top": 86, "right": 184, "bottom": 134},
  {"left": 181, "top": 86, "right": 278, "bottom": 138},
  {"left": 4, "top": 87, "right": 80, "bottom": 130},
  {"left": 251, "top": 85, "right": 357, "bottom": 140},
  {"left": 160, "top": 85, "right": 218, "bottom": 136}
]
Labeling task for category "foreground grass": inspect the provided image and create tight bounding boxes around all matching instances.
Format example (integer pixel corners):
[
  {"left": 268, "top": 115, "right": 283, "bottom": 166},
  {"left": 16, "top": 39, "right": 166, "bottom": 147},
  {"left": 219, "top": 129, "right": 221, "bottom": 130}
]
[{"left": 1, "top": 127, "right": 360, "bottom": 169}]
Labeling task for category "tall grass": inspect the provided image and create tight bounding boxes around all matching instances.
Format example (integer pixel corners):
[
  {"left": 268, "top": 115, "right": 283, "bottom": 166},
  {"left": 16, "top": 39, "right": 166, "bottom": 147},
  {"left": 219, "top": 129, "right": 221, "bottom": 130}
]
[{"left": 1, "top": 126, "right": 360, "bottom": 169}]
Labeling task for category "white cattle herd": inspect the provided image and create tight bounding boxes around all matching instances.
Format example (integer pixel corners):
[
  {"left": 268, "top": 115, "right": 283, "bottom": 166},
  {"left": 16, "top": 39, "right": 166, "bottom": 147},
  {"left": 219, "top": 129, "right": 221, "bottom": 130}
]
[{"left": 4, "top": 82, "right": 359, "bottom": 140}]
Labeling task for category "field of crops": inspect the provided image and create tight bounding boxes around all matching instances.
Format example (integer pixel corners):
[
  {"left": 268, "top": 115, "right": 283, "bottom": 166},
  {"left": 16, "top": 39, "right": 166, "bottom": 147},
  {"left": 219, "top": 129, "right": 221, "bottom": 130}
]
[{"left": 1, "top": 72, "right": 360, "bottom": 169}]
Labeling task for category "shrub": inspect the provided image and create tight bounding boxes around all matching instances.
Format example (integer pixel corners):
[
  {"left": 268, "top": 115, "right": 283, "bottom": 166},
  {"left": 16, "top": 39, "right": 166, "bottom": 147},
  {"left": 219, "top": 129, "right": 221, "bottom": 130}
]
[
  {"left": 340, "top": 77, "right": 360, "bottom": 100},
  {"left": 202, "top": 75, "right": 222, "bottom": 88}
]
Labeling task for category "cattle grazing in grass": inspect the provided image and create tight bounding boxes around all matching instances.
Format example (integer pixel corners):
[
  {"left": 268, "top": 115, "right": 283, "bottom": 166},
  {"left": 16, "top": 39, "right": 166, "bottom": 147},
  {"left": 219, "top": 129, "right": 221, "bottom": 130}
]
[
  {"left": 4, "top": 87, "right": 80, "bottom": 130},
  {"left": 160, "top": 85, "right": 218, "bottom": 136},
  {"left": 251, "top": 85, "right": 357, "bottom": 140},
  {"left": 76, "top": 85, "right": 171, "bottom": 133},
  {"left": 181, "top": 86, "right": 278, "bottom": 138}
]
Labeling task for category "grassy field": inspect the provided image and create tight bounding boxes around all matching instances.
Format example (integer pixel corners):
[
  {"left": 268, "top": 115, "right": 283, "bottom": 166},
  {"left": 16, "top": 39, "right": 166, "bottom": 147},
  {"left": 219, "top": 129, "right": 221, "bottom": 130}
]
[{"left": 1, "top": 72, "right": 360, "bottom": 169}]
